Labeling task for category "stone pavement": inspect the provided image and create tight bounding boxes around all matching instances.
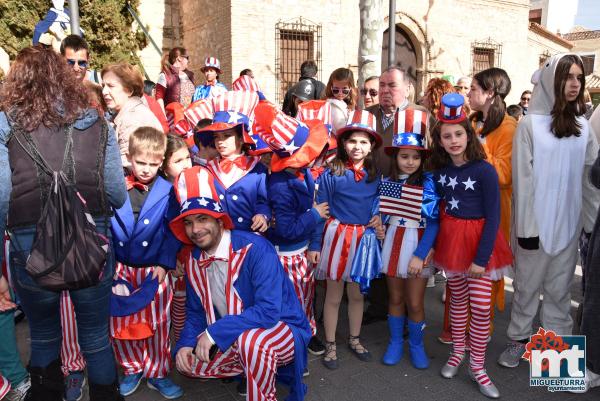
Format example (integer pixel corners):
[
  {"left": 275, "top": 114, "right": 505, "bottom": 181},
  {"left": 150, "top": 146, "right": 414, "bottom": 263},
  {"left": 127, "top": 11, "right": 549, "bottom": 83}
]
[{"left": 14, "top": 270, "right": 598, "bottom": 401}]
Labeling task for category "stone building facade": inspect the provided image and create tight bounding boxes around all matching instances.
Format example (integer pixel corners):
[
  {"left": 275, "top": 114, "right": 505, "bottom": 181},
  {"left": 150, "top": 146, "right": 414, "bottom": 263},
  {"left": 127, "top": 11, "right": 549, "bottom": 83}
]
[{"left": 137, "top": 0, "right": 573, "bottom": 105}]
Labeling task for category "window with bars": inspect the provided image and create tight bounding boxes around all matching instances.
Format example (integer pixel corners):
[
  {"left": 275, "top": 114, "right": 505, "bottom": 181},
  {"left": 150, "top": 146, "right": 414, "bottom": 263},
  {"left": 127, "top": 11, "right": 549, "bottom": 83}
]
[
  {"left": 471, "top": 39, "right": 502, "bottom": 76},
  {"left": 581, "top": 54, "right": 595, "bottom": 75},
  {"left": 275, "top": 18, "right": 322, "bottom": 104}
]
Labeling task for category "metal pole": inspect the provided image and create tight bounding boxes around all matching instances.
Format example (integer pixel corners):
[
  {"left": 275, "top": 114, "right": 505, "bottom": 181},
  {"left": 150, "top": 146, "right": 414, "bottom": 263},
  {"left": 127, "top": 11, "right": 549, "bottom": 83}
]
[
  {"left": 127, "top": 2, "right": 162, "bottom": 56},
  {"left": 388, "top": 0, "right": 396, "bottom": 68},
  {"left": 68, "top": 0, "right": 81, "bottom": 36}
]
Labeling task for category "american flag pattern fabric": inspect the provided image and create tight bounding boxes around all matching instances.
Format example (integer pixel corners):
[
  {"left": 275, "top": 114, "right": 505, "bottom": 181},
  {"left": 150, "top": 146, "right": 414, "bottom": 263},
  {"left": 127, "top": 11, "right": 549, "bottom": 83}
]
[
  {"left": 252, "top": 102, "right": 310, "bottom": 156},
  {"left": 175, "top": 167, "right": 220, "bottom": 210},
  {"left": 212, "top": 90, "right": 259, "bottom": 122},
  {"left": 111, "top": 264, "right": 173, "bottom": 378},
  {"left": 232, "top": 75, "right": 261, "bottom": 93},
  {"left": 379, "top": 181, "right": 424, "bottom": 223},
  {"left": 438, "top": 93, "right": 466, "bottom": 123},
  {"left": 381, "top": 224, "right": 433, "bottom": 278},
  {"left": 170, "top": 276, "right": 186, "bottom": 342},
  {"left": 279, "top": 251, "right": 316, "bottom": 336},
  {"left": 296, "top": 100, "right": 333, "bottom": 126},
  {"left": 165, "top": 103, "right": 193, "bottom": 137},
  {"left": 0, "top": 375, "right": 10, "bottom": 399},
  {"left": 315, "top": 218, "right": 366, "bottom": 282},
  {"left": 184, "top": 99, "right": 214, "bottom": 127},
  {"left": 394, "top": 108, "right": 427, "bottom": 136},
  {"left": 203, "top": 57, "right": 221, "bottom": 71},
  {"left": 182, "top": 249, "right": 295, "bottom": 401},
  {"left": 344, "top": 110, "right": 376, "bottom": 132},
  {"left": 60, "top": 291, "right": 86, "bottom": 375}
]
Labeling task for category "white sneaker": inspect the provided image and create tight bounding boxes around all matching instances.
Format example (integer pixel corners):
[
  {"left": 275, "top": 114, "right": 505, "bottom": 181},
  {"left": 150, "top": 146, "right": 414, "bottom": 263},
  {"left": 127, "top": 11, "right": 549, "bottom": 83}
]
[
  {"left": 569, "top": 368, "right": 600, "bottom": 393},
  {"left": 4, "top": 377, "right": 31, "bottom": 401}
]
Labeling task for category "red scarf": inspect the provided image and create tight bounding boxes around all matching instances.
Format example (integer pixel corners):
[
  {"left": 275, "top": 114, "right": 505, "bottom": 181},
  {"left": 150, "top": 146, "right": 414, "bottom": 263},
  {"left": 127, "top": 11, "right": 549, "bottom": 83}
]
[
  {"left": 219, "top": 156, "right": 248, "bottom": 174},
  {"left": 310, "top": 166, "right": 325, "bottom": 180},
  {"left": 346, "top": 161, "right": 365, "bottom": 182},
  {"left": 125, "top": 174, "right": 149, "bottom": 191}
]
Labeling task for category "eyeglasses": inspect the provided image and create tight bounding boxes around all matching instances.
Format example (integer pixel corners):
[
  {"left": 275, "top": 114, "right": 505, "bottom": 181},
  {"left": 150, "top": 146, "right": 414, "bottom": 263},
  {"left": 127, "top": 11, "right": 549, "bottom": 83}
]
[
  {"left": 332, "top": 87, "right": 351, "bottom": 96},
  {"left": 360, "top": 88, "right": 378, "bottom": 96},
  {"left": 66, "top": 59, "right": 88, "bottom": 68},
  {"left": 455, "top": 86, "right": 469, "bottom": 91},
  {"left": 521, "top": 97, "right": 531, "bottom": 102}
]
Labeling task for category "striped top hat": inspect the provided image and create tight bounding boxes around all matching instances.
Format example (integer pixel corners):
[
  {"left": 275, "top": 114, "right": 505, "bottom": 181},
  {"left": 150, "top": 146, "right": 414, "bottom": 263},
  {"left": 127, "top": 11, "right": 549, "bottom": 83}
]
[
  {"left": 385, "top": 108, "right": 429, "bottom": 155},
  {"left": 169, "top": 166, "right": 234, "bottom": 245},
  {"left": 232, "top": 75, "right": 266, "bottom": 101},
  {"left": 184, "top": 98, "right": 214, "bottom": 128},
  {"left": 165, "top": 102, "right": 193, "bottom": 138},
  {"left": 201, "top": 56, "right": 222, "bottom": 74},
  {"left": 336, "top": 110, "right": 382, "bottom": 148},
  {"left": 253, "top": 101, "right": 328, "bottom": 172},
  {"left": 296, "top": 100, "right": 337, "bottom": 156},
  {"left": 197, "top": 90, "right": 259, "bottom": 147},
  {"left": 438, "top": 93, "right": 466, "bottom": 123}
]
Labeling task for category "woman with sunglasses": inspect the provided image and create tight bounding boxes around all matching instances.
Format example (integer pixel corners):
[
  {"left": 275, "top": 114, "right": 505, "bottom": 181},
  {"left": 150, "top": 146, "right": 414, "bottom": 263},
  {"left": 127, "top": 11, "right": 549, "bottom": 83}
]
[
  {"left": 156, "top": 47, "right": 195, "bottom": 111},
  {"left": 323, "top": 68, "right": 358, "bottom": 130},
  {"left": 361, "top": 76, "right": 379, "bottom": 108}
]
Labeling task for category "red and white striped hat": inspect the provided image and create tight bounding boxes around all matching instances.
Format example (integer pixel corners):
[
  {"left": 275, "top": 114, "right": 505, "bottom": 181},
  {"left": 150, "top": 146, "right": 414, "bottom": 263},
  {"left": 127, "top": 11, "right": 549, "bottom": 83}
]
[
  {"left": 184, "top": 99, "right": 214, "bottom": 128},
  {"left": 437, "top": 93, "right": 466, "bottom": 123},
  {"left": 336, "top": 110, "right": 381, "bottom": 148},
  {"left": 169, "top": 166, "right": 233, "bottom": 244},
  {"left": 385, "top": 108, "right": 429, "bottom": 155},
  {"left": 232, "top": 75, "right": 265, "bottom": 100},
  {"left": 165, "top": 102, "right": 193, "bottom": 138},
  {"left": 297, "top": 100, "right": 333, "bottom": 128},
  {"left": 201, "top": 57, "right": 222, "bottom": 74}
]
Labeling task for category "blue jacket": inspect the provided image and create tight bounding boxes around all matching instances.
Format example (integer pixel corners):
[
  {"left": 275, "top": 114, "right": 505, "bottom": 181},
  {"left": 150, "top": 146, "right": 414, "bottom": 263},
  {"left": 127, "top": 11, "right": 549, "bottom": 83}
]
[
  {"left": 175, "top": 230, "right": 311, "bottom": 401},
  {"left": 0, "top": 109, "right": 126, "bottom": 269},
  {"left": 210, "top": 162, "right": 271, "bottom": 231},
  {"left": 267, "top": 169, "right": 322, "bottom": 252},
  {"left": 110, "top": 176, "right": 180, "bottom": 269},
  {"left": 191, "top": 82, "right": 228, "bottom": 102}
]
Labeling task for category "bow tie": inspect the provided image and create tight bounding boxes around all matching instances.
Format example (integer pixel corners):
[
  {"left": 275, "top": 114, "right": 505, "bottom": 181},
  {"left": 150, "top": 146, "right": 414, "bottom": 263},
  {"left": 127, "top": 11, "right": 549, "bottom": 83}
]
[
  {"left": 197, "top": 256, "right": 228, "bottom": 269},
  {"left": 346, "top": 161, "right": 365, "bottom": 182},
  {"left": 125, "top": 174, "right": 149, "bottom": 191},
  {"left": 310, "top": 166, "right": 324, "bottom": 180},
  {"left": 219, "top": 156, "right": 247, "bottom": 174}
]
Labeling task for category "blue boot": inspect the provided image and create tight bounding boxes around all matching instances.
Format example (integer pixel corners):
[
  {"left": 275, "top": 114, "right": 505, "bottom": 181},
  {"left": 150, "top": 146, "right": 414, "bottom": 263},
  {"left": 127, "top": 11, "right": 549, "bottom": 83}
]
[
  {"left": 382, "top": 315, "right": 405, "bottom": 365},
  {"left": 408, "top": 319, "right": 430, "bottom": 369}
]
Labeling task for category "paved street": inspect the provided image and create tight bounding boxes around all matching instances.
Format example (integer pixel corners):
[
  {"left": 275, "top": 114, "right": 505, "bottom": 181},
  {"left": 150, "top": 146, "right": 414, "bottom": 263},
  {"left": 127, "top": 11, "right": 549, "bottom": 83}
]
[{"left": 14, "top": 268, "right": 598, "bottom": 400}]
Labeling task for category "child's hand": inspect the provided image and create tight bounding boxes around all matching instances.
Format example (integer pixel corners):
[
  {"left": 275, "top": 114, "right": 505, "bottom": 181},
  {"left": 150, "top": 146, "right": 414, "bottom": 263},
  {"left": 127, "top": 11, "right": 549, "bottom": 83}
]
[
  {"left": 467, "top": 263, "right": 485, "bottom": 278},
  {"left": 375, "top": 224, "right": 386, "bottom": 240},
  {"left": 367, "top": 215, "right": 381, "bottom": 228},
  {"left": 0, "top": 276, "right": 16, "bottom": 312},
  {"left": 313, "top": 202, "right": 329, "bottom": 219},
  {"left": 424, "top": 249, "right": 434, "bottom": 266},
  {"left": 307, "top": 251, "right": 320, "bottom": 264},
  {"left": 172, "top": 260, "right": 185, "bottom": 278},
  {"left": 152, "top": 266, "right": 167, "bottom": 284},
  {"left": 251, "top": 214, "right": 269, "bottom": 232},
  {"left": 407, "top": 255, "right": 424, "bottom": 276}
]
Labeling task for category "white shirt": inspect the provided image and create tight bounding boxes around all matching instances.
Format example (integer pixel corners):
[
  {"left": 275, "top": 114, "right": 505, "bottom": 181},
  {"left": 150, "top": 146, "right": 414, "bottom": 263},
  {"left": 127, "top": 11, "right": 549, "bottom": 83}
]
[{"left": 206, "top": 230, "right": 231, "bottom": 319}]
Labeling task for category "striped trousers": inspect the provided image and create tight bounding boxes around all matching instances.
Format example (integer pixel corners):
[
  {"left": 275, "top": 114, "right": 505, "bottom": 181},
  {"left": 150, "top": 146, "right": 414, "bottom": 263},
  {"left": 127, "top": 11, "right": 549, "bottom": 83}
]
[
  {"left": 446, "top": 275, "right": 493, "bottom": 385},
  {"left": 59, "top": 292, "right": 86, "bottom": 375},
  {"left": 0, "top": 375, "right": 10, "bottom": 399},
  {"left": 171, "top": 276, "right": 186, "bottom": 343},
  {"left": 111, "top": 265, "right": 173, "bottom": 378},
  {"left": 279, "top": 250, "right": 316, "bottom": 336},
  {"left": 183, "top": 322, "right": 295, "bottom": 401}
]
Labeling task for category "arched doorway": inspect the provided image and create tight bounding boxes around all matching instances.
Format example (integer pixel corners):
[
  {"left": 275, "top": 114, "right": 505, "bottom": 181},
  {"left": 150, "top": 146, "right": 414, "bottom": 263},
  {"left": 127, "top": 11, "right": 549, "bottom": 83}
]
[{"left": 382, "top": 25, "right": 423, "bottom": 97}]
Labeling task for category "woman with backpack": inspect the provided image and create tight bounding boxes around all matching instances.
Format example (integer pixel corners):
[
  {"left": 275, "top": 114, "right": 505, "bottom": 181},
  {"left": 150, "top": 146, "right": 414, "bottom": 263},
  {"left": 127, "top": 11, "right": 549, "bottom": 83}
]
[{"left": 0, "top": 46, "right": 127, "bottom": 401}]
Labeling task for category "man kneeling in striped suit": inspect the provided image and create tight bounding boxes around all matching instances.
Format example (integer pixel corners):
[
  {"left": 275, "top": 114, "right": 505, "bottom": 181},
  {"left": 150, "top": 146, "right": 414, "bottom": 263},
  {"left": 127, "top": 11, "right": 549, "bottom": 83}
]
[{"left": 170, "top": 167, "right": 311, "bottom": 401}]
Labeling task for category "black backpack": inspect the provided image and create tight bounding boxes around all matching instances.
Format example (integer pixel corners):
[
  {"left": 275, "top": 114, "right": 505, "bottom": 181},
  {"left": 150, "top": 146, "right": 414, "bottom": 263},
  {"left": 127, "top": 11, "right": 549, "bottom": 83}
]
[{"left": 11, "top": 124, "right": 109, "bottom": 291}]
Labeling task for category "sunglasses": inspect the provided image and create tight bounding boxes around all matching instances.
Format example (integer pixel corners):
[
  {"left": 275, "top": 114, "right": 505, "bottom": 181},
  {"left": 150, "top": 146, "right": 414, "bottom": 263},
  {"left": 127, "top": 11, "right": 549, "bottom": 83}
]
[
  {"left": 67, "top": 59, "right": 88, "bottom": 68},
  {"left": 521, "top": 97, "right": 531, "bottom": 101},
  {"left": 455, "top": 86, "right": 469, "bottom": 90},
  {"left": 332, "top": 87, "right": 351, "bottom": 96},
  {"left": 360, "top": 88, "right": 378, "bottom": 96}
]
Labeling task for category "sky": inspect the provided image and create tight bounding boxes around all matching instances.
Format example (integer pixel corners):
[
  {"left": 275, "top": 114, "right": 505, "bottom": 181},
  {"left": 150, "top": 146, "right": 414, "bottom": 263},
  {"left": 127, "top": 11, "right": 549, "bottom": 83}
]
[{"left": 574, "top": 0, "right": 600, "bottom": 29}]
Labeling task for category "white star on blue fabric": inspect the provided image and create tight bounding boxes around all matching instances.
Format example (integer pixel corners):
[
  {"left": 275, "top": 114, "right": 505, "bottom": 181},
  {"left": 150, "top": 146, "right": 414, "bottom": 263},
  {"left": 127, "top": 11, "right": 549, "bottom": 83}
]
[
  {"left": 282, "top": 139, "right": 300, "bottom": 155},
  {"left": 462, "top": 177, "right": 476, "bottom": 191},
  {"left": 227, "top": 112, "right": 242, "bottom": 124},
  {"left": 198, "top": 197, "right": 209, "bottom": 207},
  {"left": 213, "top": 203, "right": 222, "bottom": 212},
  {"left": 181, "top": 200, "right": 191, "bottom": 211},
  {"left": 438, "top": 174, "right": 447, "bottom": 186},
  {"left": 449, "top": 197, "right": 460, "bottom": 210},
  {"left": 447, "top": 176, "right": 458, "bottom": 189},
  {"left": 407, "top": 135, "right": 419, "bottom": 145}
]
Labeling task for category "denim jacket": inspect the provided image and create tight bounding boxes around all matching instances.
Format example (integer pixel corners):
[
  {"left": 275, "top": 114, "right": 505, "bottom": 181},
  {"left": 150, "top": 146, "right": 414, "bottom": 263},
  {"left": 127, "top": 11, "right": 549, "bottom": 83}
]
[{"left": 0, "top": 109, "right": 127, "bottom": 270}]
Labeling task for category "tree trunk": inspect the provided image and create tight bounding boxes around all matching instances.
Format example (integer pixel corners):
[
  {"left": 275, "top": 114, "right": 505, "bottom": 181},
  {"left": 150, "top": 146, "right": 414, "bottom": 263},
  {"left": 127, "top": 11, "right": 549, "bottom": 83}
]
[{"left": 357, "top": 0, "right": 385, "bottom": 109}]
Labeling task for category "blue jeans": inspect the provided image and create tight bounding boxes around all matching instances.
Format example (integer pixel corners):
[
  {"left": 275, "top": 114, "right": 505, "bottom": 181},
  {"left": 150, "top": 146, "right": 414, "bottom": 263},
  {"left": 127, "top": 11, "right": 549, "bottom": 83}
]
[{"left": 9, "top": 225, "right": 117, "bottom": 385}]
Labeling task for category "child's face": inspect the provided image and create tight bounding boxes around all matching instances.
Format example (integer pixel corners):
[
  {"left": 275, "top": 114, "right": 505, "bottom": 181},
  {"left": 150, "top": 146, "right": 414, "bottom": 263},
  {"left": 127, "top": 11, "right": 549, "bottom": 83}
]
[
  {"left": 396, "top": 149, "right": 422, "bottom": 176},
  {"left": 439, "top": 124, "right": 468, "bottom": 161},
  {"left": 344, "top": 132, "right": 372, "bottom": 164},
  {"left": 204, "top": 67, "right": 218, "bottom": 83},
  {"left": 332, "top": 79, "right": 351, "bottom": 101},
  {"left": 128, "top": 152, "right": 164, "bottom": 184},
  {"left": 165, "top": 147, "right": 192, "bottom": 181},
  {"left": 214, "top": 129, "right": 243, "bottom": 158}
]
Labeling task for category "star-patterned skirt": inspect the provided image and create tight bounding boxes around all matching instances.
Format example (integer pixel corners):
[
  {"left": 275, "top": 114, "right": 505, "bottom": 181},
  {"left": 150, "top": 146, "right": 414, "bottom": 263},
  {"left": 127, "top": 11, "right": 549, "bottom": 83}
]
[{"left": 433, "top": 211, "right": 513, "bottom": 280}]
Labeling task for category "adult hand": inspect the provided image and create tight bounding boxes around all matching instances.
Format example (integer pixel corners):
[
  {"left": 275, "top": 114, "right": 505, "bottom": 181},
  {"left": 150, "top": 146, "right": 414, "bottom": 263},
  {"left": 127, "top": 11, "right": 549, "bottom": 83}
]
[
  {"left": 194, "top": 332, "right": 214, "bottom": 363},
  {"left": 375, "top": 225, "right": 386, "bottom": 240},
  {"left": 175, "top": 347, "right": 194, "bottom": 374},
  {"left": 152, "top": 266, "right": 167, "bottom": 284},
  {"left": 0, "top": 276, "right": 16, "bottom": 312},
  {"left": 251, "top": 214, "right": 269, "bottom": 233},
  {"left": 407, "top": 255, "right": 424, "bottom": 276},
  {"left": 467, "top": 263, "right": 485, "bottom": 278},
  {"left": 313, "top": 202, "right": 329, "bottom": 219},
  {"left": 367, "top": 215, "right": 381, "bottom": 228},
  {"left": 307, "top": 251, "right": 320, "bottom": 264}
]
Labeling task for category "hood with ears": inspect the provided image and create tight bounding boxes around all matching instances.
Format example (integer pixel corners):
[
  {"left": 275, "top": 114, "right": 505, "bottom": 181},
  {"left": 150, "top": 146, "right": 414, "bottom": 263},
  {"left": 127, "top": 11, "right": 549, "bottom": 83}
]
[{"left": 528, "top": 53, "right": 582, "bottom": 116}]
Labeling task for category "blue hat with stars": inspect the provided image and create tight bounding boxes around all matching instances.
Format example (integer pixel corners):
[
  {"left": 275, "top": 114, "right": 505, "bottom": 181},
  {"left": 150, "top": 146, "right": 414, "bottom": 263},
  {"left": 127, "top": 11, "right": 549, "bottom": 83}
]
[
  {"left": 384, "top": 108, "right": 429, "bottom": 156},
  {"left": 438, "top": 93, "right": 467, "bottom": 123}
]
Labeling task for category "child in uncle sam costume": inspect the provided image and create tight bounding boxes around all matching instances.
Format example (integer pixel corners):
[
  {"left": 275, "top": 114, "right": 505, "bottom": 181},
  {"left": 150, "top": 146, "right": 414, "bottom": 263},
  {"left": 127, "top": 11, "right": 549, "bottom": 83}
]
[
  {"left": 109, "top": 127, "right": 183, "bottom": 399},
  {"left": 169, "top": 166, "right": 311, "bottom": 401},
  {"left": 315, "top": 110, "right": 384, "bottom": 370},
  {"left": 429, "top": 94, "right": 512, "bottom": 399},
  {"left": 253, "top": 101, "right": 330, "bottom": 357},
  {"left": 379, "top": 108, "right": 440, "bottom": 369},
  {"left": 191, "top": 57, "right": 228, "bottom": 102},
  {"left": 196, "top": 91, "right": 271, "bottom": 233}
]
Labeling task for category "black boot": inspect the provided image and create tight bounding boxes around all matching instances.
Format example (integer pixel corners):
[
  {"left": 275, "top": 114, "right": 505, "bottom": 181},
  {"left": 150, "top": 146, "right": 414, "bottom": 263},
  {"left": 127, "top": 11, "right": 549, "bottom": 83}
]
[
  {"left": 25, "top": 359, "right": 64, "bottom": 401},
  {"left": 89, "top": 381, "right": 125, "bottom": 401}
]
